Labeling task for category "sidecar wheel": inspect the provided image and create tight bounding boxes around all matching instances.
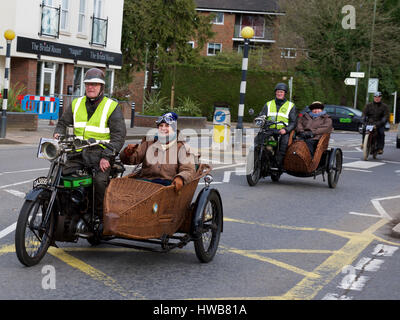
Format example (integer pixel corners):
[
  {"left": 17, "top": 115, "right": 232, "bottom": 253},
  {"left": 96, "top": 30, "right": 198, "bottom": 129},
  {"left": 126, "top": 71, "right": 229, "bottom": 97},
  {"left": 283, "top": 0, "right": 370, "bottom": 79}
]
[
  {"left": 15, "top": 197, "right": 55, "bottom": 267},
  {"left": 194, "top": 191, "right": 222, "bottom": 263},
  {"left": 327, "top": 149, "right": 343, "bottom": 189}
]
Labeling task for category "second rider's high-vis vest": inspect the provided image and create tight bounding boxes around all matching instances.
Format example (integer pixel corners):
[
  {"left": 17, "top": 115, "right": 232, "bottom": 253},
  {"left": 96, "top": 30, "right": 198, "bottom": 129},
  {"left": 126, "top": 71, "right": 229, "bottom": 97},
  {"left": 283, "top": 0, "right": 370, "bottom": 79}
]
[
  {"left": 71, "top": 96, "right": 118, "bottom": 144},
  {"left": 265, "top": 100, "right": 295, "bottom": 129}
]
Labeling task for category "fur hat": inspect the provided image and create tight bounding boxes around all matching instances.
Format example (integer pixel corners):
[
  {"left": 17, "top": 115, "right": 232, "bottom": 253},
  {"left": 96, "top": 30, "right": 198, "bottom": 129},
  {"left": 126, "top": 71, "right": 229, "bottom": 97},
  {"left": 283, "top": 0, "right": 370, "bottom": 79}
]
[{"left": 309, "top": 101, "right": 324, "bottom": 110}]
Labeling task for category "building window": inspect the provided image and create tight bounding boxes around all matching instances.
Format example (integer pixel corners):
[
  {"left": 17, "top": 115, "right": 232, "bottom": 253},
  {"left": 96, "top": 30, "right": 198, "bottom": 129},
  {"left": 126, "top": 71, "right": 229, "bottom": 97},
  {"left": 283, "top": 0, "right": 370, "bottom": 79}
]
[
  {"left": 207, "top": 43, "right": 222, "bottom": 56},
  {"left": 91, "top": 0, "right": 108, "bottom": 46},
  {"left": 212, "top": 12, "right": 224, "bottom": 25},
  {"left": 187, "top": 41, "right": 195, "bottom": 48},
  {"left": 280, "top": 48, "right": 297, "bottom": 59},
  {"left": 78, "top": 0, "right": 86, "bottom": 33},
  {"left": 60, "top": 0, "right": 69, "bottom": 31},
  {"left": 40, "top": 0, "right": 60, "bottom": 38},
  {"left": 241, "top": 15, "right": 265, "bottom": 38}
]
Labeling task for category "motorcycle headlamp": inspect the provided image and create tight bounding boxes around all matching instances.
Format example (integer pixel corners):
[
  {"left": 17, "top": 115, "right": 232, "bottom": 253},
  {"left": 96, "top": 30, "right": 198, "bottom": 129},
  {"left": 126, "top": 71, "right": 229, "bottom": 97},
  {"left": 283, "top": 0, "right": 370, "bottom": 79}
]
[
  {"left": 37, "top": 138, "right": 62, "bottom": 161},
  {"left": 254, "top": 115, "right": 266, "bottom": 127}
]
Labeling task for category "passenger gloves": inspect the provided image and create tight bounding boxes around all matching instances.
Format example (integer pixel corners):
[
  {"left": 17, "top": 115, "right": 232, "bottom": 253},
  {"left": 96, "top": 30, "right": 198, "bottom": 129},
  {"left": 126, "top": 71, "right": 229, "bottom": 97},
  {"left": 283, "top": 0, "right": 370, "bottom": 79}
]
[
  {"left": 124, "top": 143, "right": 139, "bottom": 157},
  {"left": 172, "top": 176, "right": 184, "bottom": 192},
  {"left": 299, "top": 131, "right": 314, "bottom": 139}
]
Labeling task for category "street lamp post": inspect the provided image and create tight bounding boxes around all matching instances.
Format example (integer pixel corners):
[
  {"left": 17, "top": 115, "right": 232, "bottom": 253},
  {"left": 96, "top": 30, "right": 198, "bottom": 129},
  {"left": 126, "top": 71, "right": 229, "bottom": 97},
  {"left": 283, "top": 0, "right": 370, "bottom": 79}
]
[
  {"left": 236, "top": 26, "right": 254, "bottom": 130},
  {"left": 1, "top": 29, "right": 15, "bottom": 139}
]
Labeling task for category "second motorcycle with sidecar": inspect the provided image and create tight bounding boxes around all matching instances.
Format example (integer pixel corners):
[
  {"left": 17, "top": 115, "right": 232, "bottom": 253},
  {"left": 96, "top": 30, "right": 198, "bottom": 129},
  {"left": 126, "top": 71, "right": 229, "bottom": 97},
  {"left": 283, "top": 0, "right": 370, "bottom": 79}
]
[{"left": 246, "top": 112, "right": 343, "bottom": 188}]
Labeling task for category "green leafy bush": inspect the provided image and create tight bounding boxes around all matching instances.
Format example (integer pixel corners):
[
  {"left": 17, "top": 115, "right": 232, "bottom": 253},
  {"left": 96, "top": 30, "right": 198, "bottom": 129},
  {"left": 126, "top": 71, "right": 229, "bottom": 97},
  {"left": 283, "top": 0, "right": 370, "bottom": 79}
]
[{"left": 0, "top": 82, "right": 26, "bottom": 112}]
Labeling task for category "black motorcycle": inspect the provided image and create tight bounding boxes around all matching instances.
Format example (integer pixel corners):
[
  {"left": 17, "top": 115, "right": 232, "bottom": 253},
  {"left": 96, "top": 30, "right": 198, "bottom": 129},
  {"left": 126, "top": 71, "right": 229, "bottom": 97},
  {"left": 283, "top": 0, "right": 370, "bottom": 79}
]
[
  {"left": 246, "top": 115, "right": 285, "bottom": 186},
  {"left": 15, "top": 131, "right": 124, "bottom": 267}
]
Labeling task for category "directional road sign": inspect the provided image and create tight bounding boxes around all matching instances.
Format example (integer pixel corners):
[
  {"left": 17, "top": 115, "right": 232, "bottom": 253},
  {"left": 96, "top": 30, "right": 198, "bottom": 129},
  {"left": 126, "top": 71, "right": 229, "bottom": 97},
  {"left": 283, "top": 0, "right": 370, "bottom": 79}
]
[
  {"left": 350, "top": 72, "right": 365, "bottom": 78},
  {"left": 344, "top": 78, "right": 357, "bottom": 86}
]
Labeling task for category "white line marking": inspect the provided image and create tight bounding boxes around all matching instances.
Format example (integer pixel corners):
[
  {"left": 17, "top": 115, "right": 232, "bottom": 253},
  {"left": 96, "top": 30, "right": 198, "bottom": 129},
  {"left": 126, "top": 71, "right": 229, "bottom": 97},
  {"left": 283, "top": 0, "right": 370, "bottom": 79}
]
[
  {"left": 0, "top": 179, "right": 34, "bottom": 190},
  {"left": 372, "top": 244, "right": 399, "bottom": 257},
  {"left": 0, "top": 168, "right": 48, "bottom": 175},
  {"left": 322, "top": 293, "right": 352, "bottom": 300},
  {"left": 371, "top": 199, "right": 393, "bottom": 220},
  {"left": 343, "top": 161, "right": 385, "bottom": 169},
  {"left": 338, "top": 275, "right": 369, "bottom": 291},
  {"left": 0, "top": 223, "right": 16, "bottom": 239},
  {"left": 348, "top": 211, "right": 380, "bottom": 218},
  {"left": 5, "top": 189, "right": 26, "bottom": 198},
  {"left": 344, "top": 168, "right": 372, "bottom": 173},
  {"left": 355, "top": 257, "right": 384, "bottom": 272},
  {"left": 212, "top": 163, "right": 245, "bottom": 171}
]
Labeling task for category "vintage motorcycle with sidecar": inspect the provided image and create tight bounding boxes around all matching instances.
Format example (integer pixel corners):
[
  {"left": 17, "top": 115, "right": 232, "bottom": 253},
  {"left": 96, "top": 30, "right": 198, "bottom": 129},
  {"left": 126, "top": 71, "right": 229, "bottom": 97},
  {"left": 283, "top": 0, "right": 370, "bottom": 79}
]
[
  {"left": 15, "top": 131, "right": 223, "bottom": 267},
  {"left": 246, "top": 111, "right": 343, "bottom": 188}
]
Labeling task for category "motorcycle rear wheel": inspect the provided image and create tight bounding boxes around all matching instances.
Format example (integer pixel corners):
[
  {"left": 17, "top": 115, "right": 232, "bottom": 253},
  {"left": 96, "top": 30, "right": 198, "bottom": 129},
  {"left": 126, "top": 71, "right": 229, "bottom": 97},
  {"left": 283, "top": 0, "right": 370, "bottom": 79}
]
[{"left": 15, "top": 197, "right": 55, "bottom": 267}]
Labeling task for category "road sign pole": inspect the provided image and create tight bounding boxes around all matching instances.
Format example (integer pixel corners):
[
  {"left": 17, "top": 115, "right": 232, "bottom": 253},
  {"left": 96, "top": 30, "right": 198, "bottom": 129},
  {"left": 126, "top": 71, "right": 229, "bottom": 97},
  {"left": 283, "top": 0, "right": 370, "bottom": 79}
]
[{"left": 353, "top": 62, "right": 360, "bottom": 109}]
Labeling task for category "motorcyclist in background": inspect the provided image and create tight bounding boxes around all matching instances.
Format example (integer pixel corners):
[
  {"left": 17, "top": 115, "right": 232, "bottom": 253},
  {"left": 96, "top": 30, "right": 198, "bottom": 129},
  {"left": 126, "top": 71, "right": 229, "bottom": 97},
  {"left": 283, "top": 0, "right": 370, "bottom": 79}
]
[{"left": 362, "top": 91, "right": 390, "bottom": 154}]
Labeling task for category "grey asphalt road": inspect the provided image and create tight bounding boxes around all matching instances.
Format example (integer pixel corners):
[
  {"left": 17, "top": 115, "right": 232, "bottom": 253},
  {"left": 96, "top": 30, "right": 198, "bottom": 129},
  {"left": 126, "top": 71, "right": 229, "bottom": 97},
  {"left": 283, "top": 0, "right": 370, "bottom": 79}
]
[{"left": 0, "top": 131, "right": 399, "bottom": 301}]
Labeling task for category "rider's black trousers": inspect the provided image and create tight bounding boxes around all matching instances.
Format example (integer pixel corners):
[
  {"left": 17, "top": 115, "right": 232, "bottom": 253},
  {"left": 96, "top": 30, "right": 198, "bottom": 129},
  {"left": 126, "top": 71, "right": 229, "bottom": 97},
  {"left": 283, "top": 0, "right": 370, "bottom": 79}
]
[{"left": 277, "top": 133, "right": 290, "bottom": 167}]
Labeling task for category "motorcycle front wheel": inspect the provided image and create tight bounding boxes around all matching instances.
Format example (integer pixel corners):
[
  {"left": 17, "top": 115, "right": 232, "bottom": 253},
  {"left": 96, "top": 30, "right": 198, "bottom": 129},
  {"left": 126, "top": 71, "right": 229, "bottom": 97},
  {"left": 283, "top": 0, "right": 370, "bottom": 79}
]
[
  {"left": 246, "top": 147, "right": 261, "bottom": 186},
  {"left": 362, "top": 133, "right": 371, "bottom": 161},
  {"left": 15, "top": 196, "right": 55, "bottom": 267}
]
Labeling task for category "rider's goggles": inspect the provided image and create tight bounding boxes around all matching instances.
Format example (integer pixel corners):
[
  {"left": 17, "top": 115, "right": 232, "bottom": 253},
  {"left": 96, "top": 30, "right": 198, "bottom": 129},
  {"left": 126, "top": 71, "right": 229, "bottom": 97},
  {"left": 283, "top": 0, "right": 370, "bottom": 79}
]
[{"left": 156, "top": 114, "right": 176, "bottom": 126}]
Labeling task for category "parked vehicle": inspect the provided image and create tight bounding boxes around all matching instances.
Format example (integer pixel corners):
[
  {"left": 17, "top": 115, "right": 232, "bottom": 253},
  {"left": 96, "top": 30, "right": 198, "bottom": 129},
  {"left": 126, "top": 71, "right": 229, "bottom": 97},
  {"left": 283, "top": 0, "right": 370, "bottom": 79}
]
[{"left": 300, "top": 105, "right": 363, "bottom": 131}]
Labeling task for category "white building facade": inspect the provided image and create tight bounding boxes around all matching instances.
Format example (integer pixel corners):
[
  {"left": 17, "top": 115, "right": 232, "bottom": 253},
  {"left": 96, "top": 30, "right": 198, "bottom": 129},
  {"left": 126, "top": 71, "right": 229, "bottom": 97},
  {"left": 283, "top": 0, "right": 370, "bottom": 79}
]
[{"left": 0, "top": 0, "right": 124, "bottom": 99}]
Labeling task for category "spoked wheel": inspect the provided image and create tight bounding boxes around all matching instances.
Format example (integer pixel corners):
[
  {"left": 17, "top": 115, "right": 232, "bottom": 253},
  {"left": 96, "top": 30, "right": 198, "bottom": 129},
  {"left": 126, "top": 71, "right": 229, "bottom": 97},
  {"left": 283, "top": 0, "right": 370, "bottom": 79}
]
[
  {"left": 363, "top": 133, "right": 371, "bottom": 161},
  {"left": 327, "top": 149, "right": 343, "bottom": 189},
  {"left": 194, "top": 191, "right": 223, "bottom": 263},
  {"left": 246, "top": 147, "right": 261, "bottom": 186},
  {"left": 15, "top": 196, "right": 55, "bottom": 267}
]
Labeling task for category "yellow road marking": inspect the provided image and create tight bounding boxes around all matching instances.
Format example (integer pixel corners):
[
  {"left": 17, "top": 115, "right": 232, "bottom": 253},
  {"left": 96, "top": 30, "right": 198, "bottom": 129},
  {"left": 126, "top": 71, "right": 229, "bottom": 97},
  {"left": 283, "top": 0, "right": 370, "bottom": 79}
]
[
  {"left": 0, "top": 244, "right": 15, "bottom": 256},
  {"left": 280, "top": 218, "right": 389, "bottom": 300},
  {"left": 228, "top": 248, "right": 320, "bottom": 279},
  {"left": 47, "top": 247, "right": 145, "bottom": 299}
]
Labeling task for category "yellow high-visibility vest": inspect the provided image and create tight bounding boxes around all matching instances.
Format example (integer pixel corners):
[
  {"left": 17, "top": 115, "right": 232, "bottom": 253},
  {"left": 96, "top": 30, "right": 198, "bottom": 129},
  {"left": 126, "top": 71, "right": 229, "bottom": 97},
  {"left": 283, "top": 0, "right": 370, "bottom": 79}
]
[
  {"left": 265, "top": 100, "right": 294, "bottom": 129},
  {"left": 71, "top": 96, "right": 118, "bottom": 144}
]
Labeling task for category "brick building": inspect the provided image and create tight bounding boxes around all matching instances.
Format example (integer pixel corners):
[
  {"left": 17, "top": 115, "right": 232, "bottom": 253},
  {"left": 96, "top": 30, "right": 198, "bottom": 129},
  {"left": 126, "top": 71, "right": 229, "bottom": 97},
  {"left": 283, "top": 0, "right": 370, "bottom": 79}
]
[
  {"left": 131, "top": 0, "right": 287, "bottom": 113},
  {"left": 0, "top": 0, "right": 123, "bottom": 104},
  {"left": 194, "top": 0, "right": 283, "bottom": 55}
]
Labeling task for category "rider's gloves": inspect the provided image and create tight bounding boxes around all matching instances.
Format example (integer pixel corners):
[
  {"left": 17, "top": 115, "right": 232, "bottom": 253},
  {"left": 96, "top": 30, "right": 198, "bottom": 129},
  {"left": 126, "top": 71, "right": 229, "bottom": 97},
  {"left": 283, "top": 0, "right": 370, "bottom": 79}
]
[{"left": 172, "top": 176, "right": 184, "bottom": 192}]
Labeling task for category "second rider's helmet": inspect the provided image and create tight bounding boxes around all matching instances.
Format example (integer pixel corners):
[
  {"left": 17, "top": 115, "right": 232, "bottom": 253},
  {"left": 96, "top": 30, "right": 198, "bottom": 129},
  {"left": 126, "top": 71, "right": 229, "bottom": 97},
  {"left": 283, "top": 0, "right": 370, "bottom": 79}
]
[{"left": 274, "top": 83, "right": 288, "bottom": 93}]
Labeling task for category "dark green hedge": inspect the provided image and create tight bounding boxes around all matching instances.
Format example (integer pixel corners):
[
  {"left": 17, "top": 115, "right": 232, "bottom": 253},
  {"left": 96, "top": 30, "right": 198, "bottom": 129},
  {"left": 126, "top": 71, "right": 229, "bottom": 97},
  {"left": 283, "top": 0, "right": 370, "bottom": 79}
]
[{"left": 160, "top": 64, "right": 356, "bottom": 122}]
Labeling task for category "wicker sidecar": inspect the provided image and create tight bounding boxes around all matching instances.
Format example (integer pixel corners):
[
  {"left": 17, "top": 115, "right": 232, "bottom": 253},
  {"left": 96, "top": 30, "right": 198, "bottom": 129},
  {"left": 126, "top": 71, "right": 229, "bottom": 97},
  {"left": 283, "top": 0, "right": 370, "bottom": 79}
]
[
  {"left": 102, "top": 164, "right": 223, "bottom": 263},
  {"left": 283, "top": 132, "right": 343, "bottom": 188}
]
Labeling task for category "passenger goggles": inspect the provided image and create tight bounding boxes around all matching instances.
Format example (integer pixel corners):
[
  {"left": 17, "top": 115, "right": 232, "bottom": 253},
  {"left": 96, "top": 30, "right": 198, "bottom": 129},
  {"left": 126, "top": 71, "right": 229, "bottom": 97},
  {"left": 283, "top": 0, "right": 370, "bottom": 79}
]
[{"left": 156, "top": 115, "right": 176, "bottom": 125}]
